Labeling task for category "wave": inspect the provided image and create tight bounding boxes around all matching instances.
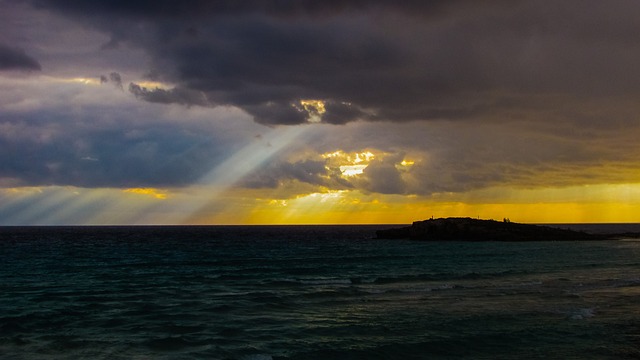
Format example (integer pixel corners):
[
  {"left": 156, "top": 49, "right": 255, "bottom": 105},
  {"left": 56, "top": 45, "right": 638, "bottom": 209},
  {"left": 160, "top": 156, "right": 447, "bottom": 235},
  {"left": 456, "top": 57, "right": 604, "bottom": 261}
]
[
  {"left": 557, "top": 307, "right": 596, "bottom": 320},
  {"left": 143, "top": 336, "right": 207, "bottom": 351},
  {"left": 260, "top": 277, "right": 354, "bottom": 287},
  {"left": 369, "top": 270, "right": 522, "bottom": 285},
  {"left": 3, "top": 227, "right": 639, "bottom": 360},
  {"left": 240, "top": 355, "right": 273, "bottom": 360},
  {"left": 299, "top": 278, "right": 352, "bottom": 285},
  {"left": 355, "top": 283, "right": 463, "bottom": 296}
]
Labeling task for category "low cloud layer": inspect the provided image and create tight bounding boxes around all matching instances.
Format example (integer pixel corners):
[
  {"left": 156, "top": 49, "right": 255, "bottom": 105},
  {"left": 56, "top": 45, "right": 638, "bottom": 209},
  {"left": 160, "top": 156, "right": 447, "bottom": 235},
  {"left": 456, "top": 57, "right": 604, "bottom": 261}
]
[{"left": 0, "top": 76, "right": 263, "bottom": 189}]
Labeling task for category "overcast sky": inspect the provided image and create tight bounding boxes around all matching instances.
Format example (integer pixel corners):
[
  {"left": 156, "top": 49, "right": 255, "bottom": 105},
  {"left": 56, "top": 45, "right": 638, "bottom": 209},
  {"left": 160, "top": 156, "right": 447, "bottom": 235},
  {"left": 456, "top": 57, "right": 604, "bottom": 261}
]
[{"left": 2, "top": 0, "right": 640, "bottom": 224}]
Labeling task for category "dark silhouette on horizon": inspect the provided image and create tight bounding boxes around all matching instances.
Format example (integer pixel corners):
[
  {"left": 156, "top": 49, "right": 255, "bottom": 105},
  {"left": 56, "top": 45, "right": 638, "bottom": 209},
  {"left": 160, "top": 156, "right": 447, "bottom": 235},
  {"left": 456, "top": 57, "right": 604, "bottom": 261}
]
[{"left": 376, "top": 217, "right": 640, "bottom": 241}]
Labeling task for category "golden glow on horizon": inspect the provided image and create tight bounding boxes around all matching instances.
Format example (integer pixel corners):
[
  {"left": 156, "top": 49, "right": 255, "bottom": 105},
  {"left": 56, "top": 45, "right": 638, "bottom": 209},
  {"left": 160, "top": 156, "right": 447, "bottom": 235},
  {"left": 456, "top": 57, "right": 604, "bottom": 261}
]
[
  {"left": 123, "top": 188, "right": 168, "bottom": 199},
  {"left": 2, "top": 183, "right": 640, "bottom": 225},
  {"left": 243, "top": 197, "right": 640, "bottom": 225},
  {"left": 199, "top": 183, "right": 640, "bottom": 224}
]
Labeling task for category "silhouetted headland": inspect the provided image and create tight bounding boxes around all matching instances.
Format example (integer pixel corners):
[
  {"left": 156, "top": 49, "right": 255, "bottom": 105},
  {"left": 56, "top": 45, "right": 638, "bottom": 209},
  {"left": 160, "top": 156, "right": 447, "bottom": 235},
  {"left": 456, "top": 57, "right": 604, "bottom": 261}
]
[{"left": 376, "top": 217, "right": 640, "bottom": 241}]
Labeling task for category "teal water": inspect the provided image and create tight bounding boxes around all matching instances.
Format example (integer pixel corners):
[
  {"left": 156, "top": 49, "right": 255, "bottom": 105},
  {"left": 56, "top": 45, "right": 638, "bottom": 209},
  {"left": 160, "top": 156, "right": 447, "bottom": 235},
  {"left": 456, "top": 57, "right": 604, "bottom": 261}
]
[{"left": 1, "top": 225, "right": 640, "bottom": 359}]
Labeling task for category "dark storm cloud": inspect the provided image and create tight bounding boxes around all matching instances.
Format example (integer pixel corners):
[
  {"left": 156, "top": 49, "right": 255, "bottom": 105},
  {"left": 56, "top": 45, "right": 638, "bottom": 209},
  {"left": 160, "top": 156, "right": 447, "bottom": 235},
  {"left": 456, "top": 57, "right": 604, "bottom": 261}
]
[
  {"left": 25, "top": 0, "right": 640, "bottom": 126},
  {"left": 31, "top": 0, "right": 456, "bottom": 18},
  {"left": 129, "top": 83, "right": 210, "bottom": 107},
  {"left": 0, "top": 43, "right": 41, "bottom": 71}
]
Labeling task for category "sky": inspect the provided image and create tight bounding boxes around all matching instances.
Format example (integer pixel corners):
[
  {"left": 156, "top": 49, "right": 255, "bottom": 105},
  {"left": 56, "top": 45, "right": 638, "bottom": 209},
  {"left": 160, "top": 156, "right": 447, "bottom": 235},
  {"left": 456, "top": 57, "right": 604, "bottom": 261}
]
[{"left": 2, "top": 0, "right": 640, "bottom": 225}]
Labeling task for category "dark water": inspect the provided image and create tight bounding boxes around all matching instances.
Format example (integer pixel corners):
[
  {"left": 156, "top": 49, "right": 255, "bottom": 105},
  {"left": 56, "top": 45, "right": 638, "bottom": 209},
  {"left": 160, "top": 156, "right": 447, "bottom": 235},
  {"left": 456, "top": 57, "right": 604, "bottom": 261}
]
[{"left": 1, "top": 225, "right": 640, "bottom": 359}]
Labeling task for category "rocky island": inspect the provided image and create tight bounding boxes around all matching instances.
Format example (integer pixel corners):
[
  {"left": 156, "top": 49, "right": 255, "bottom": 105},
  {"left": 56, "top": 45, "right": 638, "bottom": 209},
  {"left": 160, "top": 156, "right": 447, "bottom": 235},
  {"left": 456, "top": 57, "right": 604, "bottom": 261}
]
[{"left": 376, "top": 217, "right": 637, "bottom": 241}]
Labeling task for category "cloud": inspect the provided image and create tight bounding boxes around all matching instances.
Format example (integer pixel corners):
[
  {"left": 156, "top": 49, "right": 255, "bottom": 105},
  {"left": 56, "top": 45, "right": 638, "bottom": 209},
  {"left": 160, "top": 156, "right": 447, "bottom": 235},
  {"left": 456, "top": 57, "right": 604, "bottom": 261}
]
[
  {"left": 26, "top": 0, "right": 640, "bottom": 128},
  {"left": 3, "top": 73, "right": 640, "bottom": 197},
  {"left": 31, "top": 1, "right": 457, "bottom": 18},
  {"left": 240, "top": 158, "right": 356, "bottom": 192},
  {"left": 0, "top": 117, "right": 215, "bottom": 187},
  {"left": 129, "top": 83, "right": 210, "bottom": 107},
  {"left": 0, "top": 76, "right": 264, "bottom": 189},
  {"left": 99, "top": 72, "right": 124, "bottom": 90},
  {"left": 5, "top": 0, "right": 640, "bottom": 200},
  {"left": 241, "top": 159, "right": 329, "bottom": 188},
  {"left": 109, "top": 72, "right": 123, "bottom": 90},
  {"left": 0, "top": 43, "right": 41, "bottom": 71},
  {"left": 359, "top": 155, "right": 407, "bottom": 194},
  {"left": 275, "top": 120, "right": 640, "bottom": 197}
]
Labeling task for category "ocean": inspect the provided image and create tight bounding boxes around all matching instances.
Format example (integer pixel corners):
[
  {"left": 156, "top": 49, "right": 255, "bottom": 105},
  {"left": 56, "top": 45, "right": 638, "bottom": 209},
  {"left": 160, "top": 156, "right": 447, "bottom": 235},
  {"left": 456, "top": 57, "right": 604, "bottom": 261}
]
[{"left": 1, "top": 224, "right": 640, "bottom": 359}]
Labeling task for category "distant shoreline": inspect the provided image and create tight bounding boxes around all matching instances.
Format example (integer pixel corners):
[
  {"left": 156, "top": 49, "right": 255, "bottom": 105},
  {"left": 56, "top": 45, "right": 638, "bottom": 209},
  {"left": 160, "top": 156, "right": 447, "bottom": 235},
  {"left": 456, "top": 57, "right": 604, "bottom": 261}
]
[{"left": 376, "top": 217, "right": 640, "bottom": 241}]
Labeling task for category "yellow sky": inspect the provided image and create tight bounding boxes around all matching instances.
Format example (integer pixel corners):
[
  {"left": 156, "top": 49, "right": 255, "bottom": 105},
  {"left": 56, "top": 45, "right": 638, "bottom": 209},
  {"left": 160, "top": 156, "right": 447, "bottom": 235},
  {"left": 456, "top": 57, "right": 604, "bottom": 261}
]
[
  {"left": 4, "top": 182, "right": 638, "bottom": 225},
  {"left": 232, "top": 185, "right": 640, "bottom": 225}
]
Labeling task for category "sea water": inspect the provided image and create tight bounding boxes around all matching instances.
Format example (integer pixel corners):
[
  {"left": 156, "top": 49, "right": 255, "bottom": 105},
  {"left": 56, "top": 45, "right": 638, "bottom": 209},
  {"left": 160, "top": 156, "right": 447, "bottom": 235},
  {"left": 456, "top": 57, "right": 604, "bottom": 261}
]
[{"left": 1, "top": 225, "right": 640, "bottom": 359}]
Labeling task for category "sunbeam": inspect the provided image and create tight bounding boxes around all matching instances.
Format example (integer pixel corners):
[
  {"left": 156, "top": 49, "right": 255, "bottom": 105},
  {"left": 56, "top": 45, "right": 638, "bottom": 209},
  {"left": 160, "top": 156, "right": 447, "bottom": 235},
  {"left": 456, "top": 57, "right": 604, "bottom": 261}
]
[{"left": 167, "top": 125, "right": 309, "bottom": 224}]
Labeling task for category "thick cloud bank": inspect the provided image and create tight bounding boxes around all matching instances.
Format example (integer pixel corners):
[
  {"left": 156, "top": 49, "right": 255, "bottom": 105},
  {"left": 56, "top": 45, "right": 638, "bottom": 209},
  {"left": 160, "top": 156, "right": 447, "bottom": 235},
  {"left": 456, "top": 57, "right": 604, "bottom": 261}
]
[
  {"left": 2, "top": 0, "right": 640, "bottom": 198},
  {"left": 29, "top": 0, "right": 640, "bottom": 125}
]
